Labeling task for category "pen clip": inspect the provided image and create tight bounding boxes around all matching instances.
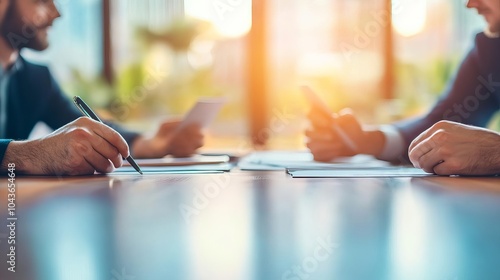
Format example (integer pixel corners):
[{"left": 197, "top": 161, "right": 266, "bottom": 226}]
[{"left": 73, "top": 96, "right": 103, "bottom": 122}]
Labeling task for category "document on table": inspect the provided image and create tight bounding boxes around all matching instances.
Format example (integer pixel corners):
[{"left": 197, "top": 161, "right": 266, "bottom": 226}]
[
  {"left": 123, "top": 155, "right": 230, "bottom": 167},
  {"left": 287, "top": 167, "right": 434, "bottom": 178},
  {"left": 114, "top": 163, "right": 234, "bottom": 175},
  {"left": 238, "top": 151, "right": 389, "bottom": 171},
  {"left": 119, "top": 154, "right": 232, "bottom": 174}
]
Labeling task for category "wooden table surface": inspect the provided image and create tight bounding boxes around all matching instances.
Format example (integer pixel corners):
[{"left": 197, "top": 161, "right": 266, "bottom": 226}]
[{"left": 1, "top": 170, "right": 500, "bottom": 280}]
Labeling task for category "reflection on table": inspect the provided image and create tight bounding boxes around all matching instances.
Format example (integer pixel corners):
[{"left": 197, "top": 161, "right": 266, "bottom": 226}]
[{"left": 1, "top": 172, "right": 500, "bottom": 280}]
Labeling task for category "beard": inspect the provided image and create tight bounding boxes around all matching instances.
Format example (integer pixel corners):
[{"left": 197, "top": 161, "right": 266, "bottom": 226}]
[{"left": 1, "top": 1, "right": 50, "bottom": 51}]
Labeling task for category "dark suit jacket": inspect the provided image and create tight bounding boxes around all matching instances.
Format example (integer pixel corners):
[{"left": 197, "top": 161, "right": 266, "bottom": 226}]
[
  {"left": 0, "top": 56, "right": 139, "bottom": 163},
  {"left": 394, "top": 32, "right": 500, "bottom": 154}
]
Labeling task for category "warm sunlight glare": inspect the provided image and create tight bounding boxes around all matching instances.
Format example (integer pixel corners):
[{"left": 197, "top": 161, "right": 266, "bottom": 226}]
[
  {"left": 185, "top": 0, "right": 252, "bottom": 37},
  {"left": 392, "top": 0, "right": 427, "bottom": 37}
]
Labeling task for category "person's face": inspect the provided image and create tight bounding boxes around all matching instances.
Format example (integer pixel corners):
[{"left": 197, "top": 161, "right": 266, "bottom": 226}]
[
  {"left": 467, "top": 0, "right": 500, "bottom": 33},
  {"left": 1, "top": 0, "right": 60, "bottom": 51}
]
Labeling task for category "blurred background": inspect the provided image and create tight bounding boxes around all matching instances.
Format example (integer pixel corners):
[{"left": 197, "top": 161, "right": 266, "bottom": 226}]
[{"left": 24, "top": 0, "right": 497, "bottom": 151}]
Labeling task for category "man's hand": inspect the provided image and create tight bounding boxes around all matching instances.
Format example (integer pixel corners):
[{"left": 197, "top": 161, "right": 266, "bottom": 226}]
[
  {"left": 132, "top": 120, "right": 204, "bottom": 159},
  {"left": 306, "top": 108, "right": 385, "bottom": 162},
  {"left": 409, "top": 121, "right": 500, "bottom": 176},
  {"left": 1, "top": 117, "right": 130, "bottom": 175}
]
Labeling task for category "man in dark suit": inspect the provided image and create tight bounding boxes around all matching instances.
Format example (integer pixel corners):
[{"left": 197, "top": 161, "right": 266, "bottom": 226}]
[
  {"left": 307, "top": 0, "right": 500, "bottom": 175},
  {"left": 0, "top": 0, "right": 204, "bottom": 175}
]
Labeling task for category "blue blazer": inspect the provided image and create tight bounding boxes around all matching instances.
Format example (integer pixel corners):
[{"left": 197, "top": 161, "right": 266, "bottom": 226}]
[{"left": 0, "top": 57, "right": 139, "bottom": 163}]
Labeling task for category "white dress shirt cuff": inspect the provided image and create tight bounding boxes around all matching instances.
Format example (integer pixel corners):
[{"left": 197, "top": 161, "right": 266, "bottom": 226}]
[{"left": 378, "top": 125, "right": 406, "bottom": 162}]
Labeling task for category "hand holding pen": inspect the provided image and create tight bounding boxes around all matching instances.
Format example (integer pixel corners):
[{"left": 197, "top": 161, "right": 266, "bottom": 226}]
[{"left": 73, "top": 96, "right": 143, "bottom": 175}]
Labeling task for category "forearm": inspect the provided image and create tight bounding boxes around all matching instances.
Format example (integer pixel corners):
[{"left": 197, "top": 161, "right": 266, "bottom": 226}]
[
  {"left": 1, "top": 140, "right": 44, "bottom": 174},
  {"left": 482, "top": 133, "right": 500, "bottom": 175}
]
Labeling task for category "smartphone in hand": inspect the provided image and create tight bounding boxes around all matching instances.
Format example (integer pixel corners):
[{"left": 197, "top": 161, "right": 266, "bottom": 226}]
[{"left": 301, "top": 85, "right": 358, "bottom": 151}]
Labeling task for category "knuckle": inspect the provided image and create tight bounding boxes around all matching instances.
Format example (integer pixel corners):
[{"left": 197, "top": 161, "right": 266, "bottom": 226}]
[
  {"left": 433, "top": 120, "right": 450, "bottom": 129},
  {"left": 75, "top": 116, "right": 92, "bottom": 125},
  {"left": 70, "top": 127, "right": 92, "bottom": 140},
  {"left": 431, "top": 130, "right": 449, "bottom": 144},
  {"left": 71, "top": 141, "right": 90, "bottom": 155},
  {"left": 438, "top": 146, "right": 451, "bottom": 157}
]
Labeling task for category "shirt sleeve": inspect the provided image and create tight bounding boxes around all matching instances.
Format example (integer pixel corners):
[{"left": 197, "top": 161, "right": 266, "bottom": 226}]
[{"left": 377, "top": 125, "right": 406, "bottom": 162}]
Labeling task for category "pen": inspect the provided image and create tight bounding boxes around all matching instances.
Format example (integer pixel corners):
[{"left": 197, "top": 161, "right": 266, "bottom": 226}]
[{"left": 72, "top": 96, "right": 143, "bottom": 175}]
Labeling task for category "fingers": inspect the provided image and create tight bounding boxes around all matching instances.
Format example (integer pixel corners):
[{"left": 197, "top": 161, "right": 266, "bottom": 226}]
[
  {"left": 305, "top": 129, "right": 335, "bottom": 142},
  {"left": 72, "top": 118, "right": 130, "bottom": 172},
  {"left": 159, "top": 120, "right": 182, "bottom": 133},
  {"left": 414, "top": 148, "right": 445, "bottom": 174},
  {"left": 432, "top": 160, "right": 461, "bottom": 176},
  {"left": 83, "top": 149, "right": 116, "bottom": 173},
  {"left": 409, "top": 129, "right": 451, "bottom": 174},
  {"left": 306, "top": 110, "right": 361, "bottom": 161},
  {"left": 335, "top": 111, "right": 363, "bottom": 152},
  {"left": 169, "top": 123, "right": 204, "bottom": 157},
  {"left": 89, "top": 135, "right": 123, "bottom": 168},
  {"left": 409, "top": 120, "right": 455, "bottom": 152},
  {"left": 86, "top": 120, "right": 130, "bottom": 158},
  {"left": 307, "top": 135, "right": 354, "bottom": 161},
  {"left": 65, "top": 139, "right": 115, "bottom": 174},
  {"left": 307, "top": 141, "right": 343, "bottom": 162},
  {"left": 409, "top": 136, "right": 436, "bottom": 168},
  {"left": 307, "top": 109, "right": 334, "bottom": 130}
]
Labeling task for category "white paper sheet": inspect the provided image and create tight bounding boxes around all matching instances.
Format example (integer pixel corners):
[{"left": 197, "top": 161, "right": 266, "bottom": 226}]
[
  {"left": 123, "top": 155, "right": 230, "bottom": 167},
  {"left": 238, "top": 151, "right": 389, "bottom": 171},
  {"left": 178, "top": 99, "right": 226, "bottom": 130},
  {"left": 114, "top": 163, "right": 233, "bottom": 174},
  {"left": 288, "top": 167, "right": 433, "bottom": 178}
]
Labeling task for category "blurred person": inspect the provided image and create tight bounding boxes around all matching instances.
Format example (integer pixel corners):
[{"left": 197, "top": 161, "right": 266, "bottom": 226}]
[
  {"left": 0, "top": 0, "right": 203, "bottom": 175},
  {"left": 307, "top": 0, "right": 500, "bottom": 171},
  {"left": 409, "top": 121, "right": 500, "bottom": 176}
]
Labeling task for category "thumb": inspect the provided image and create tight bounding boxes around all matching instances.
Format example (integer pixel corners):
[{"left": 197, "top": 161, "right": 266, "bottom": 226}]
[
  {"left": 336, "top": 109, "right": 361, "bottom": 130},
  {"left": 335, "top": 109, "right": 365, "bottom": 146}
]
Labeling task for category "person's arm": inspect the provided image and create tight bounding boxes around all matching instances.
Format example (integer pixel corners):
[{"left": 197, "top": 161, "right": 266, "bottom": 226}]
[
  {"left": 131, "top": 120, "right": 204, "bottom": 159},
  {"left": 38, "top": 68, "right": 204, "bottom": 158},
  {"left": 409, "top": 121, "right": 500, "bottom": 176},
  {"left": 39, "top": 68, "right": 141, "bottom": 145},
  {"left": 306, "top": 109, "right": 387, "bottom": 161},
  {"left": 0, "top": 139, "right": 13, "bottom": 169},
  {"left": 0, "top": 118, "right": 130, "bottom": 175},
  {"left": 394, "top": 33, "right": 500, "bottom": 154},
  {"left": 308, "top": 34, "right": 500, "bottom": 163}
]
